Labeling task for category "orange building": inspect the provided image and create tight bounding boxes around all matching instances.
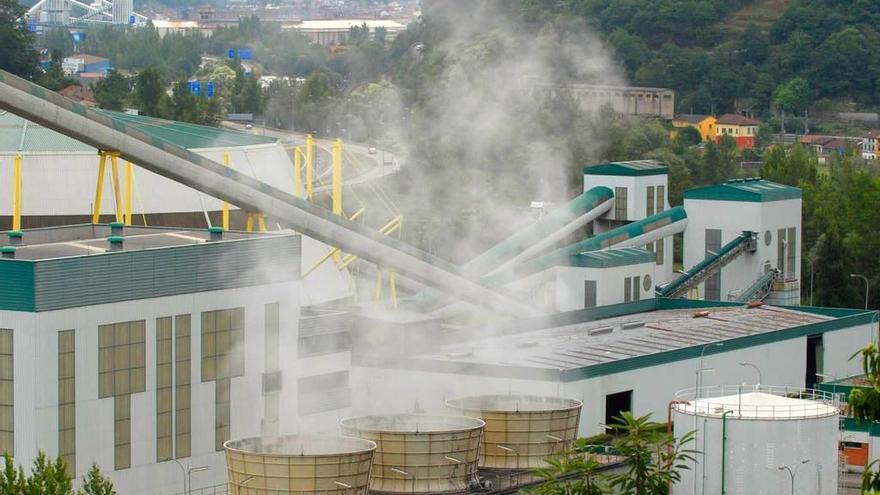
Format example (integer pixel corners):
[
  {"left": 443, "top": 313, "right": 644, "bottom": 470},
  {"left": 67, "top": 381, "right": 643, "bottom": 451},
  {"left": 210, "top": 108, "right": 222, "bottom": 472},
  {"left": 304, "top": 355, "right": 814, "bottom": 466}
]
[
  {"left": 716, "top": 114, "right": 760, "bottom": 148},
  {"left": 671, "top": 114, "right": 716, "bottom": 142}
]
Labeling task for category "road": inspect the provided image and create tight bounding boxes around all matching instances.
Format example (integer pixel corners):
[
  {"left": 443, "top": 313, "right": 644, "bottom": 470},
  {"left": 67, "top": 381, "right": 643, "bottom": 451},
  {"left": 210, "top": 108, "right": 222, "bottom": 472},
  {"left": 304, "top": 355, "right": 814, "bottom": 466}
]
[{"left": 221, "top": 122, "right": 402, "bottom": 192}]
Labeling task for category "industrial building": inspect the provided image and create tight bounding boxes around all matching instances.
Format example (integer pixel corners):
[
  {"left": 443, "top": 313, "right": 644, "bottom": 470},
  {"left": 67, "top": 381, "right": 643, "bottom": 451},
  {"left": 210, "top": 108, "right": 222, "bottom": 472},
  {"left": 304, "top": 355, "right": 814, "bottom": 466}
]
[
  {"left": 280, "top": 19, "right": 407, "bottom": 46},
  {"left": 0, "top": 68, "right": 874, "bottom": 494}
]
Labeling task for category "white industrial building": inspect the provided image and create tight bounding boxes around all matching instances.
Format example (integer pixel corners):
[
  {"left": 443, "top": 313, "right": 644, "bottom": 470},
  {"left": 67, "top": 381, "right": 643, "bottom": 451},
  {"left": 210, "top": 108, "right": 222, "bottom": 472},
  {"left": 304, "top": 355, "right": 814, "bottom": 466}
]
[
  {"left": 683, "top": 179, "right": 802, "bottom": 304},
  {"left": 0, "top": 224, "right": 353, "bottom": 495}
]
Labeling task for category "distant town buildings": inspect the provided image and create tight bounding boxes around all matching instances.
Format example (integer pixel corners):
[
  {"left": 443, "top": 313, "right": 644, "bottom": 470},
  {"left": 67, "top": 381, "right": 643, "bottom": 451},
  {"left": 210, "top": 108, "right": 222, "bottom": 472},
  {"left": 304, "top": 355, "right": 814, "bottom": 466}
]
[
  {"left": 61, "top": 54, "right": 109, "bottom": 77},
  {"left": 671, "top": 114, "right": 716, "bottom": 141},
  {"left": 715, "top": 113, "right": 760, "bottom": 149},
  {"left": 280, "top": 19, "right": 407, "bottom": 46},
  {"left": 531, "top": 82, "right": 675, "bottom": 119},
  {"left": 863, "top": 129, "right": 880, "bottom": 160}
]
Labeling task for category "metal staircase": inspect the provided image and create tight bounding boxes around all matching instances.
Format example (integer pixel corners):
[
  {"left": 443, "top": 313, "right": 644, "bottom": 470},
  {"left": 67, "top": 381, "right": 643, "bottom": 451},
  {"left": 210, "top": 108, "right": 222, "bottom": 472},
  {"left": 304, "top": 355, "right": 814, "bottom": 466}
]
[
  {"left": 657, "top": 231, "right": 758, "bottom": 299},
  {"left": 734, "top": 269, "right": 781, "bottom": 303}
]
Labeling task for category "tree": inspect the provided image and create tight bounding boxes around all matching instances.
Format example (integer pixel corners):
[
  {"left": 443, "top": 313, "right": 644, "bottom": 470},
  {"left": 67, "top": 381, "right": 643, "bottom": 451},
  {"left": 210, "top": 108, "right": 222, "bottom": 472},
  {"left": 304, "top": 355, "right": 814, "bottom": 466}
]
[
  {"left": 673, "top": 126, "right": 701, "bottom": 148},
  {"left": 79, "top": 464, "right": 115, "bottom": 495},
  {"left": 132, "top": 67, "right": 165, "bottom": 117},
  {"left": 26, "top": 452, "right": 72, "bottom": 495},
  {"left": 773, "top": 77, "right": 810, "bottom": 115},
  {"left": 0, "top": 0, "right": 39, "bottom": 79},
  {"left": 531, "top": 452, "right": 605, "bottom": 495},
  {"left": 0, "top": 453, "right": 26, "bottom": 494},
  {"left": 93, "top": 69, "right": 131, "bottom": 111},
  {"left": 604, "top": 412, "right": 696, "bottom": 495}
]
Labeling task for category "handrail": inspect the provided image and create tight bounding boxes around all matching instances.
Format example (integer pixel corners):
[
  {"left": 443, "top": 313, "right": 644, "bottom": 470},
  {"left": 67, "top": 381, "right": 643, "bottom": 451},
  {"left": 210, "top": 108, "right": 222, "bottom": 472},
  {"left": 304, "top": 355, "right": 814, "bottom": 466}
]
[{"left": 658, "top": 231, "right": 756, "bottom": 298}]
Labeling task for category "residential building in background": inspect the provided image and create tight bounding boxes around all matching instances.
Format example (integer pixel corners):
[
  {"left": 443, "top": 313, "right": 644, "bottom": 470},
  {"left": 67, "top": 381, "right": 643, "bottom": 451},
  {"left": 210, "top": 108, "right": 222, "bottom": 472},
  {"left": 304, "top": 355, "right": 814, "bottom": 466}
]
[
  {"left": 715, "top": 113, "right": 760, "bottom": 148},
  {"left": 672, "top": 114, "right": 717, "bottom": 141},
  {"left": 61, "top": 54, "right": 109, "bottom": 76},
  {"left": 863, "top": 129, "right": 880, "bottom": 160}
]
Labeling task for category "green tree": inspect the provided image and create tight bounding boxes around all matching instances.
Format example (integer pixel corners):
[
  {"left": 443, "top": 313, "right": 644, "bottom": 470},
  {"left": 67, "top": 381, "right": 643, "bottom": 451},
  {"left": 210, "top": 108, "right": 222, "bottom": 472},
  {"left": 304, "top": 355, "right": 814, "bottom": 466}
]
[
  {"left": 0, "top": 453, "right": 26, "bottom": 494},
  {"left": 93, "top": 69, "right": 131, "bottom": 111},
  {"left": 0, "top": 0, "right": 39, "bottom": 79},
  {"left": 26, "top": 452, "right": 72, "bottom": 495},
  {"left": 772, "top": 77, "right": 811, "bottom": 115},
  {"left": 604, "top": 412, "right": 696, "bottom": 495},
  {"left": 673, "top": 126, "right": 701, "bottom": 148},
  {"left": 530, "top": 452, "right": 604, "bottom": 495},
  {"left": 760, "top": 144, "right": 817, "bottom": 186},
  {"left": 132, "top": 67, "right": 164, "bottom": 117},
  {"left": 78, "top": 464, "right": 115, "bottom": 495}
]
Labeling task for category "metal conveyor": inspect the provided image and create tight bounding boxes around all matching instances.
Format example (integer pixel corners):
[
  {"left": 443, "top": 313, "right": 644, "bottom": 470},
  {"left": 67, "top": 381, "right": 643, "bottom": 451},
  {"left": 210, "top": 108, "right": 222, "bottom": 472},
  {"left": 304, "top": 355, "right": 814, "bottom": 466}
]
[{"left": 657, "top": 231, "right": 758, "bottom": 299}]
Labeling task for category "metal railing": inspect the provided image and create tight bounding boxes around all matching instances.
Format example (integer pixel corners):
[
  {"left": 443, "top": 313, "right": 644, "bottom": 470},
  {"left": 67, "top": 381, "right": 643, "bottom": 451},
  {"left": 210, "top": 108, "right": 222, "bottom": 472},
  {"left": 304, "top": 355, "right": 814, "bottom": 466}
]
[
  {"left": 673, "top": 384, "right": 840, "bottom": 420},
  {"left": 170, "top": 483, "right": 227, "bottom": 495}
]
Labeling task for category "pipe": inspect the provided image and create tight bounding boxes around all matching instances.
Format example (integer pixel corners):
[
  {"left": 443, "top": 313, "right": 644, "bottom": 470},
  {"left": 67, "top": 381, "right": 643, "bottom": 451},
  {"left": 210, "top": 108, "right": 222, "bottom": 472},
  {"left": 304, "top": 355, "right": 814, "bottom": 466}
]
[
  {"left": 92, "top": 152, "right": 107, "bottom": 223},
  {"left": 109, "top": 152, "right": 122, "bottom": 222},
  {"left": 12, "top": 153, "right": 21, "bottom": 231},
  {"left": 721, "top": 410, "right": 734, "bottom": 495},
  {"left": 124, "top": 161, "right": 132, "bottom": 225},
  {"left": 222, "top": 152, "right": 230, "bottom": 231},
  {"left": 305, "top": 134, "right": 314, "bottom": 200},
  {"left": 0, "top": 70, "right": 541, "bottom": 317}
]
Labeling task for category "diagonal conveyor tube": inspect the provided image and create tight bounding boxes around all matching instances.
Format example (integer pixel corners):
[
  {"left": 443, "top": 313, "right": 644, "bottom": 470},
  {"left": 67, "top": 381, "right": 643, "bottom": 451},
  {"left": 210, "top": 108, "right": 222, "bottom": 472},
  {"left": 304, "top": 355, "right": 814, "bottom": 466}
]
[{"left": 0, "top": 69, "right": 540, "bottom": 317}]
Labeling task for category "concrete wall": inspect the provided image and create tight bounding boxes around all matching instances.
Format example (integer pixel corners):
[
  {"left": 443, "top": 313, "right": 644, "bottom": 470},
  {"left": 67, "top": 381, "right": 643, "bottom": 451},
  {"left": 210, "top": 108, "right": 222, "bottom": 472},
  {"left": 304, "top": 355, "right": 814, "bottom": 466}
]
[
  {"left": 683, "top": 198, "right": 802, "bottom": 301},
  {"left": 0, "top": 143, "right": 295, "bottom": 216}
]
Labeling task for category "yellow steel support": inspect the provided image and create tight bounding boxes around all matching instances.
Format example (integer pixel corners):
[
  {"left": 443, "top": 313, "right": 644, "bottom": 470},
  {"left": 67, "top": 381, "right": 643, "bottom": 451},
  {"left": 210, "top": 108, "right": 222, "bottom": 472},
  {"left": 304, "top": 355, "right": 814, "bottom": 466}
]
[
  {"left": 293, "top": 146, "right": 303, "bottom": 198},
  {"left": 11, "top": 154, "right": 22, "bottom": 231},
  {"left": 222, "top": 152, "right": 230, "bottom": 230},
  {"left": 258, "top": 213, "right": 267, "bottom": 232},
  {"left": 374, "top": 270, "right": 383, "bottom": 304},
  {"left": 245, "top": 213, "right": 253, "bottom": 232},
  {"left": 338, "top": 216, "right": 401, "bottom": 269},
  {"left": 124, "top": 162, "right": 133, "bottom": 225},
  {"left": 108, "top": 153, "right": 123, "bottom": 222},
  {"left": 305, "top": 134, "right": 314, "bottom": 200},
  {"left": 92, "top": 152, "right": 108, "bottom": 223},
  {"left": 332, "top": 139, "right": 343, "bottom": 215},
  {"left": 389, "top": 270, "right": 398, "bottom": 308},
  {"left": 301, "top": 208, "right": 367, "bottom": 277}
]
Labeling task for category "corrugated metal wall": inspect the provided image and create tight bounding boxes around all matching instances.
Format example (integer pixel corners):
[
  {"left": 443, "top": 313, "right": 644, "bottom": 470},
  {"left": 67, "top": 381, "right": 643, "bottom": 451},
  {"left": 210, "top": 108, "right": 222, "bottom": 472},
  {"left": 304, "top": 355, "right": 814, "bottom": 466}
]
[
  {"left": 25, "top": 236, "right": 299, "bottom": 312},
  {"left": 0, "top": 261, "right": 34, "bottom": 311}
]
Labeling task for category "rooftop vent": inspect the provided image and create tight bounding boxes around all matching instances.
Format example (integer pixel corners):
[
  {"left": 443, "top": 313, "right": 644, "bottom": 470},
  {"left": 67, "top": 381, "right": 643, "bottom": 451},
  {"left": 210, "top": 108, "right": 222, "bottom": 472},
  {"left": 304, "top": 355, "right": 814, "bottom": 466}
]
[
  {"left": 589, "top": 326, "right": 614, "bottom": 336},
  {"left": 621, "top": 320, "right": 645, "bottom": 330},
  {"left": 109, "top": 222, "right": 124, "bottom": 236},
  {"left": 0, "top": 247, "right": 15, "bottom": 259},
  {"left": 6, "top": 231, "right": 22, "bottom": 246},
  {"left": 208, "top": 226, "right": 224, "bottom": 242},
  {"left": 107, "top": 236, "right": 124, "bottom": 252}
]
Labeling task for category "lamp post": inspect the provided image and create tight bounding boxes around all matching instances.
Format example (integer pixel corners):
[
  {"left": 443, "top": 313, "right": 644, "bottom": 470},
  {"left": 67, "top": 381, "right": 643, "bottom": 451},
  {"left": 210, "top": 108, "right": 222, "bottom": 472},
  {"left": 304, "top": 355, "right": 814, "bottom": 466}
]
[
  {"left": 698, "top": 343, "right": 724, "bottom": 398},
  {"left": 738, "top": 362, "right": 762, "bottom": 386},
  {"left": 851, "top": 273, "right": 870, "bottom": 310},
  {"left": 778, "top": 459, "right": 809, "bottom": 495}
]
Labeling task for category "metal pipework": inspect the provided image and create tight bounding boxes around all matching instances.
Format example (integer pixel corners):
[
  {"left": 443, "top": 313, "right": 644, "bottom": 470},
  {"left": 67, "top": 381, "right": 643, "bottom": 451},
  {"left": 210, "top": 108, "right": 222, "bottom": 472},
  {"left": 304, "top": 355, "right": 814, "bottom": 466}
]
[{"left": 0, "top": 69, "right": 539, "bottom": 317}]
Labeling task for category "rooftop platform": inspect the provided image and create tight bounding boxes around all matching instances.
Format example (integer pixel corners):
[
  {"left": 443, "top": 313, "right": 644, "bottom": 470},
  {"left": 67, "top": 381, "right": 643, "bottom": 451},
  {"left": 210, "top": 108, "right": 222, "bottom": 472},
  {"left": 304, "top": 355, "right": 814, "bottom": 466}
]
[
  {"left": 356, "top": 299, "right": 876, "bottom": 381},
  {"left": 3, "top": 224, "right": 275, "bottom": 260}
]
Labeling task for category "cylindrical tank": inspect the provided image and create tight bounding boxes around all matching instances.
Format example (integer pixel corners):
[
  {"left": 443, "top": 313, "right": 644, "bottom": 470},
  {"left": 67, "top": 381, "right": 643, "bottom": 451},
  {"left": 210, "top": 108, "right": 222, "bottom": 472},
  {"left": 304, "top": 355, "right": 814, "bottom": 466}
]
[
  {"left": 671, "top": 385, "right": 839, "bottom": 495},
  {"left": 340, "top": 414, "right": 485, "bottom": 494},
  {"left": 224, "top": 434, "right": 376, "bottom": 495},
  {"left": 445, "top": 394, "right": 583, "bottom": 469}
]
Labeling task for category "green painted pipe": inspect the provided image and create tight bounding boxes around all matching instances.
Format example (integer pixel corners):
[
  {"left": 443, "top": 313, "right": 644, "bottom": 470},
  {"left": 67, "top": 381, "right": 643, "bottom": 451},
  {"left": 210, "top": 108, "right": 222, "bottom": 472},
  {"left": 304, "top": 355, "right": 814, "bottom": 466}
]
[{"left": 721, "top": 410, "right": 734, "bottom": 495}]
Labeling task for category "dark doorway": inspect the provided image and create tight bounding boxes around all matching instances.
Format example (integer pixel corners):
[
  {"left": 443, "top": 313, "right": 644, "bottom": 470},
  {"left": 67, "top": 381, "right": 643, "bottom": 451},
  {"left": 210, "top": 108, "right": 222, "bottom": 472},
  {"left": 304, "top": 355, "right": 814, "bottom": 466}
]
[
  {"left": 806, "top": 334, "right": 824, "bottom": 388},
  {"left": 605, "top": 390, "right": 633, "bottom": 428}
]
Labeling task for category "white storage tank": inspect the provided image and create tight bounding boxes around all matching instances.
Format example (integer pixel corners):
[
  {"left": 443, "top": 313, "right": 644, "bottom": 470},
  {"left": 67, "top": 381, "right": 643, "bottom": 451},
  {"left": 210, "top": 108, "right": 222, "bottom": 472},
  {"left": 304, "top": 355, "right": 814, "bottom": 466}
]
[{"left": 671, "top": 385, "right": 839, "bottom": 495}]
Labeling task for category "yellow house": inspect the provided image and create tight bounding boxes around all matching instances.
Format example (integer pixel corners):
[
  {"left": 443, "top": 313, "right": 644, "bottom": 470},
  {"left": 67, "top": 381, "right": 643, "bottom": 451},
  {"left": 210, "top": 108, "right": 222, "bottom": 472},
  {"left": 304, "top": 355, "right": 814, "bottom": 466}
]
[{"left": 672, "top": 114, "right": 717, "bottom": 142}]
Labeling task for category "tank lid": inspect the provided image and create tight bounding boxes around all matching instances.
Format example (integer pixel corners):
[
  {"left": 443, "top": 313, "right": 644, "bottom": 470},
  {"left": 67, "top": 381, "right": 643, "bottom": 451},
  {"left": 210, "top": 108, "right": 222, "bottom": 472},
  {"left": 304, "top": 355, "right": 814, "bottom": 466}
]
[
  {"left": 341, "top": 413, "right": 485, "bottom": 434},
  {"left": 446, "top": 394, "right": 583, "bottom": 413},
  {"left": 224, "top": 434, "right": 376, "bottom": 457}
]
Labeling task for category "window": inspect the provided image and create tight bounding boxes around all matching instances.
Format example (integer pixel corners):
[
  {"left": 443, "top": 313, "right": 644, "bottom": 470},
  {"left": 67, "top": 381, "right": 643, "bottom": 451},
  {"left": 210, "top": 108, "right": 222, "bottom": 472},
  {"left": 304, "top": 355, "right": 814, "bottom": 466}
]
[
  {"left": 786, "top": 227, "right": 797, "bottom": 281},
  {"left": 777, "top": 228, "right": 787, "bottom": 275},
  {"left": 655, "top": 240, "right": 665, "bottom": 265},
  {"left": 646, "top": 186, "right": 655, "bottom": 217},
  {"left": 614, "top": 187, "right": 628, "bottom": 220},
  {"left": 201, "top": 308, "right": 245, "bottom": 451},
  {"left": 705, "top": 230, "right": 722, "bottom": 300},
  {"left": 0, "top": 329, "right": 12, "bottom": 457},
  {"left": 175, "top": 315, "right": 191, "bottom": 459},
  {"left": 98, "top": 320, "right": 145, "bottom": 471},
  {"left": 632, "top": 276, "right": 641, "bottom": 302},
  {"left": 58, "top": 330, "right": 75, "bottom": 477},
  {"left": 156, "top": 318, "right": 172, "bottom": 462},
  {"left": 656, "top": 186, "right": 665, "bottom": 213},
  {"left": 584, "top": 281, "right": 597, "bottom": 309},
  {"left": 624, "top": 277, "right": 632, "bottom": 303}
]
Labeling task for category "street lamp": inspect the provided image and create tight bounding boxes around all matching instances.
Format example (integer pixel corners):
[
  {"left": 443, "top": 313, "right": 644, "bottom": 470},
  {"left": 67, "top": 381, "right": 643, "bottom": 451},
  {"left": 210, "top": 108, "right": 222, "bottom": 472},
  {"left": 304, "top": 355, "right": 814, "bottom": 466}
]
[
  {"left": 697, "top": 343, "right": 724, "bottom": 398},
  {"left": 851, "top": 273, "right": 870, "bottom": 310},
  {"left": 777, "top": 459, "right": 809, "bottom": 495},
  {"left": 738, "top": 362, "right": 762, "bottom": 386}
]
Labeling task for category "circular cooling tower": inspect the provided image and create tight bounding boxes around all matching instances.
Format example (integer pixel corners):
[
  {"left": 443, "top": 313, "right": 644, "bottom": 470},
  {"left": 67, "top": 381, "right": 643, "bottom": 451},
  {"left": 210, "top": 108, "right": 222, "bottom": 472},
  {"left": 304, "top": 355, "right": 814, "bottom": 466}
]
[
  {"left": 445, "top": 395, "right": 583, "bottom": 470},
  {"left": 224, "top": 434, "right": 377, "bottom": 495},
  {"left": 340, "top": 414, "right": 485, "bottom": 494}
]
